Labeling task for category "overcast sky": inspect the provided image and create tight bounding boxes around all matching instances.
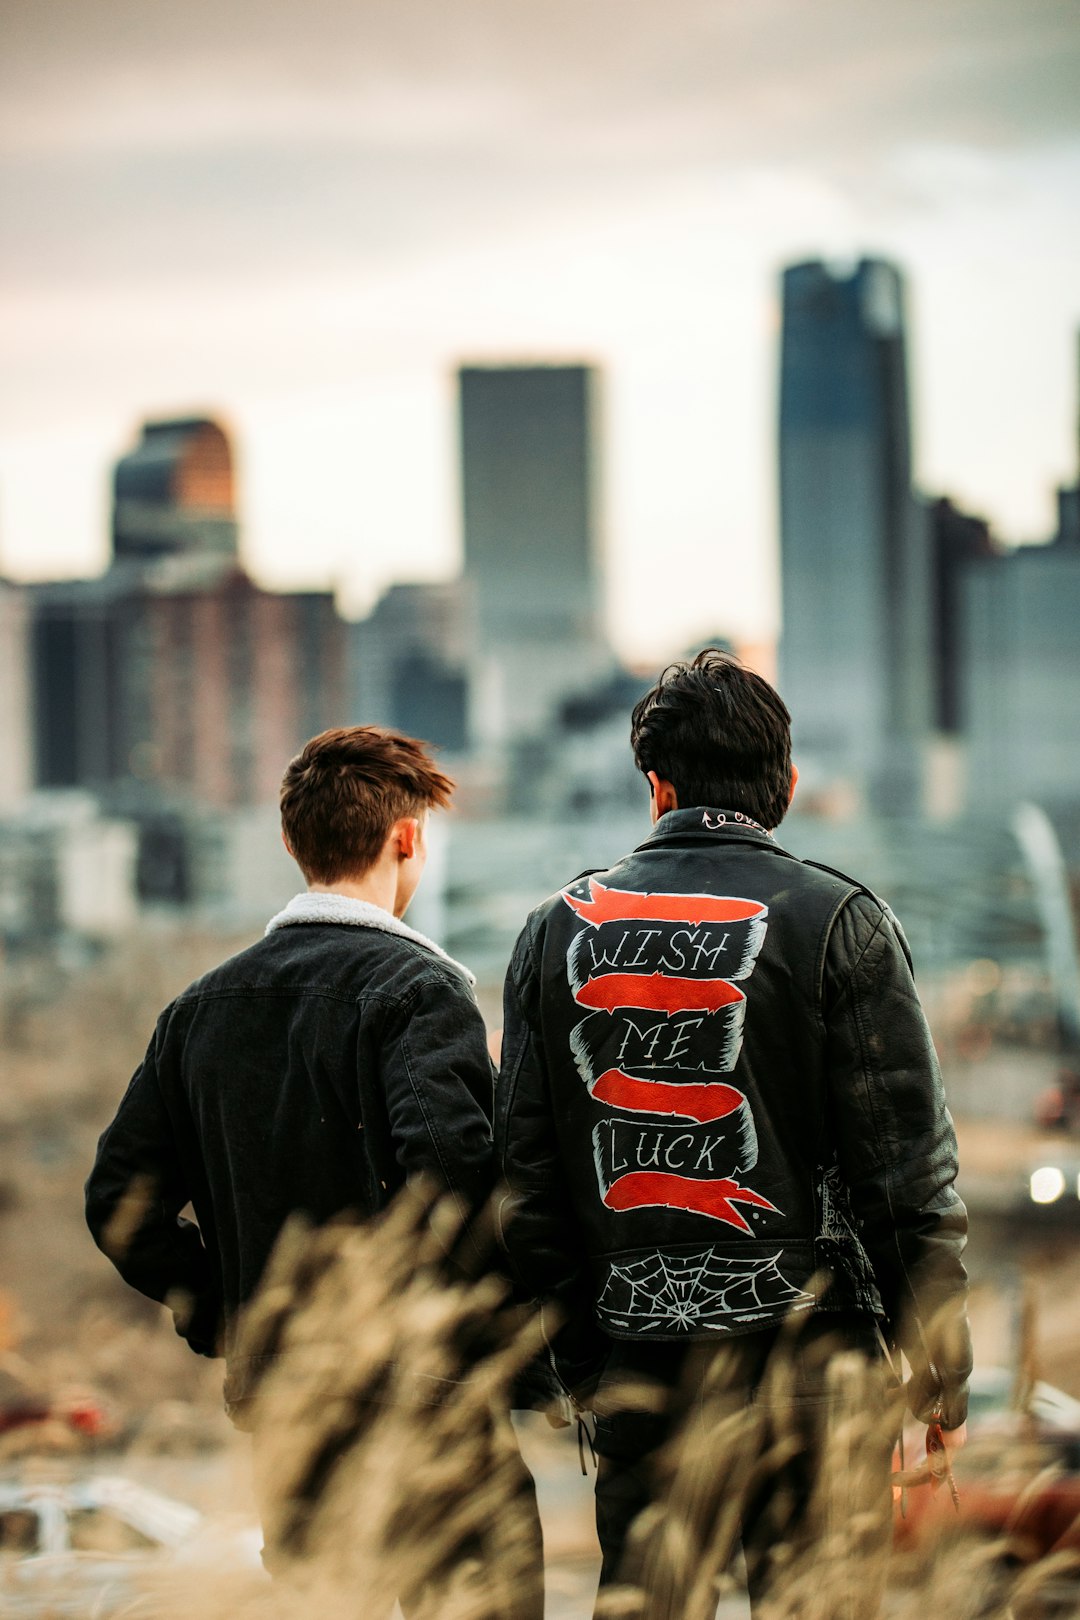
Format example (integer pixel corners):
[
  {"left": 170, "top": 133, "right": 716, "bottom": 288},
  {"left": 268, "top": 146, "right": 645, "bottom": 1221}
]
[{"left": 2, "top": 0, "right": 1078, "bottom": 660}]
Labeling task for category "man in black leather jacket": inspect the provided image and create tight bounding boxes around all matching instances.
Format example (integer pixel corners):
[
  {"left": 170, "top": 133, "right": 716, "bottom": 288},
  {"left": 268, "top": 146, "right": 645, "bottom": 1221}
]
[{"left": 495, "top": 651, "right": 971, "bottom": 1609}]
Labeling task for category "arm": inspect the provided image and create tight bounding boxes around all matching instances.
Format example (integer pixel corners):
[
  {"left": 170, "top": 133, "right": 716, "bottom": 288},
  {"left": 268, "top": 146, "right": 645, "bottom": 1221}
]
[
  {"left": 494, "top": 917, "right": 608, "bottom": 1398},
  {"left": 823, "top": 893, "right": 972, "bottom": 1429},
  {"left": 377, "top": 972, "right": 496, "bottom": 1217},
  {"left": 85, "top": 1015, "right": 220, "bottom": 1355}
]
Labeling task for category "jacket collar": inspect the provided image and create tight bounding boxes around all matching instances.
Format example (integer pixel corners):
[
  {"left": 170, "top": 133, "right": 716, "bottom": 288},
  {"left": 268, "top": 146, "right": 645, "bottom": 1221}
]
[
  {"left": 637, "top": 806, "right": 788, "bottom": 855},
  {"left": 265, "top": 892, "right": 476, "bottom": 987}
]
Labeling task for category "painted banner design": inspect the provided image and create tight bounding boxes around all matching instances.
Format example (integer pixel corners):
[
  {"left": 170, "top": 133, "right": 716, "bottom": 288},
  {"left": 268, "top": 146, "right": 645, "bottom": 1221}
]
[
  {"left": 571, "top": 973, "right": 744, "bottom": 1015},
  {"left": 561, "top": 876, "right": 774, "bottom": 1235},
  {"left": 585, "top": 1070, "right": 745, "bottom": 1124},
  {"left": 570, "top": 1005, "right": 750, "bottom": 1093},
  {"left": 566, "top": 893, "right": 767, "bottom": 984},
  {"left": 592, "top": 1114, "right": 774, "bottom": 1232},
  {"left": 565, "top": 879, "right": 766, "bottom": 932}
]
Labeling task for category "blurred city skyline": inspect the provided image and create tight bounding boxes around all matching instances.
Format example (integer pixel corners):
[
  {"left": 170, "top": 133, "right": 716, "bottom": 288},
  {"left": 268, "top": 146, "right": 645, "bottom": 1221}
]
[{"left": 2, "top": 0, "right": 1079, "bottom": 661}]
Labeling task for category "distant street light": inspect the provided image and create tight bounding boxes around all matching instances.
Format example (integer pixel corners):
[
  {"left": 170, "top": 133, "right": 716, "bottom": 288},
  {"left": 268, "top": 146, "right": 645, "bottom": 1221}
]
[{"left": 1029, "top": 1166, "right": 1066, "bottom": 1204}]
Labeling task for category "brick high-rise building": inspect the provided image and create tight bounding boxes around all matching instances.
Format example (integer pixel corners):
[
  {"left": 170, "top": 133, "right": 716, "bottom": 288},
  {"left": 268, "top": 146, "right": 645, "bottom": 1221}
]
[{"left": 31, "top": 416, "right": 345, "bottom": 816}]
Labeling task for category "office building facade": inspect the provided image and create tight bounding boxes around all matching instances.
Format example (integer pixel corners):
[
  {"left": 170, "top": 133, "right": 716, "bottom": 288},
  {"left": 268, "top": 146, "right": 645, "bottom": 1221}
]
[
  {"left": 778, "top": 259, "right": 932, "bottom": 810},
  {"left": 458, "top": 364, "right": 609, "bottom": 746},
  {"left": 350, "top": 581, "right": 469, "bottom": 754},
  {"left": 113, "top": 417, "right": 239, "bottom": 564},
  {"left": 962, "top": 537, "right": 1080, "bottom": 811},
  {"left": 928, "top": 497, "right": 999, "bottom": 735}
]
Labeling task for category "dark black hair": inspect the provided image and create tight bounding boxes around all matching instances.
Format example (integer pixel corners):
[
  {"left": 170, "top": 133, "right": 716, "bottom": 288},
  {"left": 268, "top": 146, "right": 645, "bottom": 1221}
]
[{"left": 630, "top": 649, "right": 793, "bottom": 828}]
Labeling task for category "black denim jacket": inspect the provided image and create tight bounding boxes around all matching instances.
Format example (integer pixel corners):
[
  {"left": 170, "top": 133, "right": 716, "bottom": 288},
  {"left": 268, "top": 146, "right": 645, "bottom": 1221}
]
[
  {"left": 85, "top": 896, "right": 495, "bottom": 1404},
  {"left": 495, "top": 810, "right": 972, "bottom": 1426}
]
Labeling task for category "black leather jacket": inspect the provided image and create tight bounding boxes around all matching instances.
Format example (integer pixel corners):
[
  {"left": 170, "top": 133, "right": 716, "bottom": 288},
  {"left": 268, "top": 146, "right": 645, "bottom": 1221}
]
[
  {"left": 85, "top": 899, "right": 495, "bottom": 1406},
  {"left": 495, "top": 809, "right": 971, "bottom": 1425}
]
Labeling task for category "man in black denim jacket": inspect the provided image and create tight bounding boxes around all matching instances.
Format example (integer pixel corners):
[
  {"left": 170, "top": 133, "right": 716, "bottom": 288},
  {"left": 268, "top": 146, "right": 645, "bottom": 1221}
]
[
  {"left": 87, "top": 726, "right": 494, "bottom": 1398},
  {"left": 86, "top": 727, "right": 544, "bottom": 1615},
  {"left": 495, "top": 651, "right": 971, "bottom": 1611}
]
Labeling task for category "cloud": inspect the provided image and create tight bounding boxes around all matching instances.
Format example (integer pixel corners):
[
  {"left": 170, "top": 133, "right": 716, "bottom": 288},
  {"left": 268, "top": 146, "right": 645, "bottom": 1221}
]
[
  {"left": 3, "top": 0, "right": 1078, "bottom": 297},
  {"left": 1, "top": 0, "right": 1077, "bottom": 652},
  {"left": 5, "top": 0, "right": 1079, "bottom": 163},
  {"left": 3, "top": 0, "right": 1076, "bottom": 309}
]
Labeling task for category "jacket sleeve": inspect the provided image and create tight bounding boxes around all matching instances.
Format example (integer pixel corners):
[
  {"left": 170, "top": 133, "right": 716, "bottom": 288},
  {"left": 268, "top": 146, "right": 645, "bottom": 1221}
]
[
  {"left": 85, "top": 1014, "right": 220, "bottom": 1356},
  {"left": 376, "top": 971, "right": 496, "bottom": 1216},
  {"left": 823, "top": 892, "right": 972, "bottom": 1427},
  {"left": 494, "top": 915, "right": 609, "bottom": 1397}
]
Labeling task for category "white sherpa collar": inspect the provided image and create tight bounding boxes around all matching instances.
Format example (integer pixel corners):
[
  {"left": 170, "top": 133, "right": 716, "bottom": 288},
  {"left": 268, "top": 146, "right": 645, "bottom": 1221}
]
[{"left": 265, "top": 892, "right": 476, "bottom": 987}]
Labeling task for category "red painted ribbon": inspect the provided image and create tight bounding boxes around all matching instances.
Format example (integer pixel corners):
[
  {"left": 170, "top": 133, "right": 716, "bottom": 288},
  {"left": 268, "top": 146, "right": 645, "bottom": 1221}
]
[
  {"left": 602, "top": 1172, "right": 778, "bottom": 1233},
  {"left": 564, "top": 879, "right": 766, "bottom": 929},
  {"left": 591, "top": 1069, "right": 745, "bottom": 1123},
  {"left": 574, "top": 973, "right": 745, "bottom": 1014}
]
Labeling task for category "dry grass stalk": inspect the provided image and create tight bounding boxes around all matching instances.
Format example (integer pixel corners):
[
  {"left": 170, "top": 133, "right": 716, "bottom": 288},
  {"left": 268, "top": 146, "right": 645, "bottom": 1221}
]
[
  {"left": 598, "top": 1334, "right": 1080, "bottom": 1620},
  {"left": 228, "top": 1188, "right": 545, "bottom": 1620},
  {"left": 53, "top": 1194, "right": 1080, "bottom": 1620}
]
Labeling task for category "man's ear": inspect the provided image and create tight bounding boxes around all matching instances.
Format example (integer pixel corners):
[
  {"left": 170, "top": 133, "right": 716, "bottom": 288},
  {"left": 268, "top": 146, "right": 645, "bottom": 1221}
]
[
  {"left": 788, "top": 764, "right": 799, "bottom": 807},
  {"left": 281, "top": 830, "right": 295, "bottom": 860},
  {"left": 646, "top": 771, "right": 678, "bottom": 821},
  {"left": 395, "top": 817, "right": 419, "bottom": 860}
]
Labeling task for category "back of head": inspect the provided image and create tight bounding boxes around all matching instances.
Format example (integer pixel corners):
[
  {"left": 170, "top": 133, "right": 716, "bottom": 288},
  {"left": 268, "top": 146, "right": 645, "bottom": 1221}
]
[
  {"left": 280, "top": 726, "right": 454, "bottom": 884},
  {"left": 630, "top": 649, "right": 792, "bottom": 829}
]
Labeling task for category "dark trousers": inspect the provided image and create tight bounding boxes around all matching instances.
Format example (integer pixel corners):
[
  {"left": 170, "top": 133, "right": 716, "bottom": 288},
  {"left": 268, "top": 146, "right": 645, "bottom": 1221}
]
[{"left": 591, "top": 1316, "right": 891, "bottom": 1619}]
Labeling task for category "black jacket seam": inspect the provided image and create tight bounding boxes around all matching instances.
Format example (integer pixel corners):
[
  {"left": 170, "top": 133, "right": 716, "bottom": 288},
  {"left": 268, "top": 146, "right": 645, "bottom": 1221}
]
[
  {"left": 847, "top": 918, "right": 891, "bottom": 1174},
  {"left": 498, "top": 922, "right": 542, "bottom": 1184},
  {"left": 846, "top": 929, "right": 931, "bottom": 1334},
  {"left": 828, "top": 902, "right": 887, "bottom": 997},
  {"left": 814, "top": 889, "right": 869, "bottom": 1030},
  {"left": 398, "top": 1023, "right": 453, "bottom": 1190}
]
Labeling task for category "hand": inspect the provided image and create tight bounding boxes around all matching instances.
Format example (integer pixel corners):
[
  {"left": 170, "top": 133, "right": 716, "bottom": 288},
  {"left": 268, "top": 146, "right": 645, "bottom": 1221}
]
[
  {"left": 924, "top": 1417, "right": 965, "bottom": 1508},
  {"left": 929, "top": 1420, "right": 967, "bottom": 1453},
  {"left": 544, "top": 1394, "right": 574, "bottom": 1430}
]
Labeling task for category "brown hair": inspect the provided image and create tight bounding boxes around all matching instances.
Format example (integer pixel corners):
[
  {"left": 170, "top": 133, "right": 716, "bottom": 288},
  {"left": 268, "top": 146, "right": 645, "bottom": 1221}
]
[{"left": 280, "top": 727, "right": 454, "bottom": 884}]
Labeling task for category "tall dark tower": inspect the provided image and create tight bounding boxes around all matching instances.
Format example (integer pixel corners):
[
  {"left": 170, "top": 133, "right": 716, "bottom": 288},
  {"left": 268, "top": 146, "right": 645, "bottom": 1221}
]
[
  {"left": 778, "top": 259, "right": 931, "bottom": 811},
  {"left": 458, "top": 364, "right": 607, "bottom": 746}
]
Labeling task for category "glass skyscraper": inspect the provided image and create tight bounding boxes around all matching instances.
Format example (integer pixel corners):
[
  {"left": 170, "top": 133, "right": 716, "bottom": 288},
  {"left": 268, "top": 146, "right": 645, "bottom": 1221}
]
[
  {"left": 778, "top": 258, "right": 931, "bottom": 811},
  {"left": 458, "top": 364, "right": 608, "bottom": 747}
]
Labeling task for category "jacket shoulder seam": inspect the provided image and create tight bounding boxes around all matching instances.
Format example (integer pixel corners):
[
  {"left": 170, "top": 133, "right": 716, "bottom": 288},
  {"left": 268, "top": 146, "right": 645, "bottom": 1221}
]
[
  {"left": 800, "top": 858, "right": 888, "bottom": 908},
  {"left": 812, "top": 886, "right": 872, "bottom": 1025},
  {"left": 845, "top": 912, "right": 895, "bottom": 1176},
  {"left": 820, "top": 893, "right": 889, "bottom": 1012},
  {"left": 173, "top": 984, "right": 422, "bottom": 1012}
]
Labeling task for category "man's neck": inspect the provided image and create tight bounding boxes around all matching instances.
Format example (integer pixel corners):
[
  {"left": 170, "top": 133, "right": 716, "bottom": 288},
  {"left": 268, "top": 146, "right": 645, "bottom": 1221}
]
[{"left": 307, "top": 864, "right": 399, "bottom": 918}]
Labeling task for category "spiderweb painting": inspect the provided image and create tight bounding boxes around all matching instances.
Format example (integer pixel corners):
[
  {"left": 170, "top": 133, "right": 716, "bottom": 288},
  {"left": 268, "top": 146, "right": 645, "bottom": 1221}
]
[{"left": 597, "top": 1248, "right": 814, "bottom": 1334}]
